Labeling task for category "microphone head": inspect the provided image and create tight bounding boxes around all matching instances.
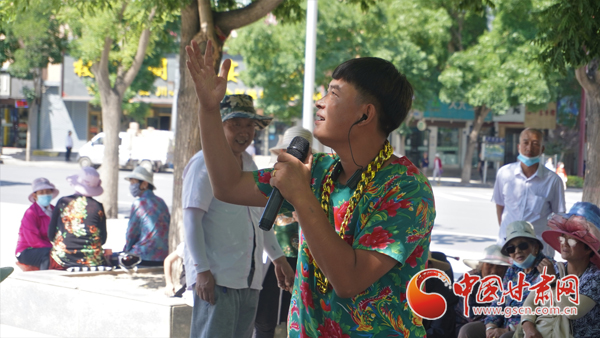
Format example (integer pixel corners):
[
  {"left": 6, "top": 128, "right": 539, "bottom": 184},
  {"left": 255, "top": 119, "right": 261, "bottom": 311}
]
[{"left": 286, "top": 136, "right": 310, "bottom": 162}]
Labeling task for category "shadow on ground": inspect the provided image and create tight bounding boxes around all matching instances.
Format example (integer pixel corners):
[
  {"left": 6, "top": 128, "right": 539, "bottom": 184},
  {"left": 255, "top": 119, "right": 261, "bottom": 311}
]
[
  {"left": 431, "top": 233, "right": 496, "bottom": 246},
  {"left": 0, "top": 180, "right": 30, "bottom": 187}
]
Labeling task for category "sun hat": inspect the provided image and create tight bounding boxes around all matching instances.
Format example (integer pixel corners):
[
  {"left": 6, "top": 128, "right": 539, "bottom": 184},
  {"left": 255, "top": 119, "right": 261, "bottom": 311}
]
[
  {"left": 501, "top": 221, "right": 543, "bottom": 256},
  {"left": 542, "top": 202, "right": 600, "bottom": 267},
  {"left": 28, "top": 177, "right": 59, "bottom": 203},
  {"left": 220, "top": 94, "right": 272, "bottom": 130},
  {"left": 124, "top": 166, "right": 154, "bottom": 189},
  {"left": 66, "top": 167, "right": 104, "bottom": 197},
  {"left": 464, "top": 244, "right": 512, "bottom": 270},
  {"left": 270, "top": 126, "right": 314, "bottom": 156}
]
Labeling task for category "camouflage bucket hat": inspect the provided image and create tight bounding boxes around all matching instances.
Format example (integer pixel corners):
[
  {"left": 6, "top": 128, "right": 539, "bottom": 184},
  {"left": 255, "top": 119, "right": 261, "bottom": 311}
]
[{"left": 220, "top": 94, "right": 272, "bottom": 130}]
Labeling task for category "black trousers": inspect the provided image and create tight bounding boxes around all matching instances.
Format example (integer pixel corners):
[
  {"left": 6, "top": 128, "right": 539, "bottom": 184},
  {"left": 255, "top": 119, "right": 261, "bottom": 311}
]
[
  {"left": 66, "top": 147, "right": 72, "bottom": 161},
  {"left": 17, "top": 247, "right": 51, "bottom": 270},
  {"left": 254, "top": 256, "right": 297, "bottom": 338}
]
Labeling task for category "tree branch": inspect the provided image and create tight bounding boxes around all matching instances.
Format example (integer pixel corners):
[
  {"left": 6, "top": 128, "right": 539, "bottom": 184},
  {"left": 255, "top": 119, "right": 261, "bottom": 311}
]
[
  {"left": 117, "top": 7, "right": 156, "bottom": 95},
  {"left": 198, "top": 0, "right": 215, "bottom": 39},
  {"left": 214, "top": 0, "right": 284, "bottom": 35},
  {"left": 91, "top": 36, "right": 113, "bottom": 96},
  {"left": 575, "top": 63, "right": 600, "bottom": 97}
]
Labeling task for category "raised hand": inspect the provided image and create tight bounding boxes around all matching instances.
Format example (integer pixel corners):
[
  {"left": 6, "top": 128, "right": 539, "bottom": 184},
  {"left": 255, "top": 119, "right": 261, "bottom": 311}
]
[{"left": 185, "top": 39, "right": 231, "bottom": 113}]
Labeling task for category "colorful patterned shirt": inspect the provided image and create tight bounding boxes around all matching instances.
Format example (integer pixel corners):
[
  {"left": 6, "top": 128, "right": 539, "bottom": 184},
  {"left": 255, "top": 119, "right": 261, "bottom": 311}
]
[
  {"left": 124, "top": 189, "right": 170, "bottom": 261},
  {"left": 274, "top": 212, "right": 299, "bottom": 258},
  {"left": 484, "top": 252, "right": 548, "bottom": 329},
  {"left": 567, "top": 262, "right": 600, "bottom": 338},
  {"left": 253, "top": 153, "right": 435, "bottom": 338},
  {"left": 49, "top": 194, "right": 107, "bottom": 267}
]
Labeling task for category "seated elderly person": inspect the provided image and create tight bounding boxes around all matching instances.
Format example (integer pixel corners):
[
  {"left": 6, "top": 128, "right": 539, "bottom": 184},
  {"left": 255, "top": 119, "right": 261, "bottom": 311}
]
[
  {"left": 455, "top": 245, "right": 512, "bottom": 333},
  {"left": 15, "top": 178, "right": 59, "bottom": 270},
  {"left": 519, "top": 202, "right": 600, "bottom": 338},
  {"left": 123, "top": 165, "right": 170, "bottom": 266},
  {"left": 458, "top": 221, "right": 555, "bottom": 338},
  {"left": 48, "top": 167, "right": 107, "bottom": 269}
]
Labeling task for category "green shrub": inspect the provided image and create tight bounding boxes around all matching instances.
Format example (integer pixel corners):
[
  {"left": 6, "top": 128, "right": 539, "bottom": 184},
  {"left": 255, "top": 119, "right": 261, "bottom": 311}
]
[{"left": 566, "top": 175, "right": 584, "bottom": 189}]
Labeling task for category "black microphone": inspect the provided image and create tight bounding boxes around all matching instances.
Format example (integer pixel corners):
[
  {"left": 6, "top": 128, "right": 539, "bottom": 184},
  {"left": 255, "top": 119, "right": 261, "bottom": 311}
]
[{"left": 259, "top": 136, "right": 310, "bottom": 231}]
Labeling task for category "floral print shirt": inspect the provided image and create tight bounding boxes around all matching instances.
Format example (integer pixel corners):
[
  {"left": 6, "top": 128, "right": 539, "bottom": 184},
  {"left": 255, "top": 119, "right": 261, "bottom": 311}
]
[
  {"left": 124, "top": 189, "right": 170, "bottom": 261},
  {"left": 484, "top": 252, "right": 548, "bottom": 329},
  {"left": 253, "top": 153, "right": 435, "bottom": 338},
  {"left": 49, "top": 194, "right": 107, "bottom": 267},
  {"left": 274, "top": 212, "right": 299, "bottom": 258}
]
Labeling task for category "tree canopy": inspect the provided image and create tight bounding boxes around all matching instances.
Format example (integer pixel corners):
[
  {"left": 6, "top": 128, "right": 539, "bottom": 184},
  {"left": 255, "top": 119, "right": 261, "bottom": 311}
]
[{"left": 227, "top": 0, "right": 451, "bottom": 121}]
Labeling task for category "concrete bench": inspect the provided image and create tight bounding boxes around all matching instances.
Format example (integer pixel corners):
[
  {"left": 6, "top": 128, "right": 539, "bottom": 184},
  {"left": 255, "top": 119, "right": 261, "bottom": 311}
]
[{"left": 0, "top": 267, "right": 191, "bottom": 338}]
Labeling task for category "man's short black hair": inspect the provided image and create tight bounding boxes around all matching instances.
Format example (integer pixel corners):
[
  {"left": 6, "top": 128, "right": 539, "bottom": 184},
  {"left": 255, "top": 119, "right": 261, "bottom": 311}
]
[{"left": 332, "top": 57, "right": 413, "bottom": 135}]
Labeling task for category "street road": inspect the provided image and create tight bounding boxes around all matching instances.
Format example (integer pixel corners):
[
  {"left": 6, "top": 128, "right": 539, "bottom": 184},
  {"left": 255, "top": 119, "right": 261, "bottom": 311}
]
[{"left": 0, "top": 162, "right": 583, "bottom": 278}]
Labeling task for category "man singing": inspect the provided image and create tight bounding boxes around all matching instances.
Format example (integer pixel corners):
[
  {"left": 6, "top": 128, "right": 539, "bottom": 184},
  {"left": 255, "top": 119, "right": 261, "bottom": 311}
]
[{"left": 186, "top": 40, "right": 435, "bottom": 338}]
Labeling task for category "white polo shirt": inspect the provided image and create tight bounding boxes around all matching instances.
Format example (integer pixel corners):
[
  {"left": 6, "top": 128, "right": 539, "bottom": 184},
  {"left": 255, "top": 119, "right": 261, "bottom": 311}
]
[
  {"left": 182, "top": 150, "right": 283, "bottom": 290},
  {"left": 492, "top": 161, "right": 566, "bottom": 257}
]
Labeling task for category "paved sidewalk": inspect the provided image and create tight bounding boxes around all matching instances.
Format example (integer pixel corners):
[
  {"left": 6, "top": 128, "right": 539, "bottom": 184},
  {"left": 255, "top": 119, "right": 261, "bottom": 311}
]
[
  {"left": 1, "top": 147, "right": 80, "bottom": 168},
  {"left": 0, "top": 324, "right": 56, "bottom": 338}
]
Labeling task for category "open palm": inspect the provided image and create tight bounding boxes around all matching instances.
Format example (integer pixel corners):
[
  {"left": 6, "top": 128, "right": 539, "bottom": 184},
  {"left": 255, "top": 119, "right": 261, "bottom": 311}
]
[{"left": 185, "top": 39, "right": 231, "bottom": 112}]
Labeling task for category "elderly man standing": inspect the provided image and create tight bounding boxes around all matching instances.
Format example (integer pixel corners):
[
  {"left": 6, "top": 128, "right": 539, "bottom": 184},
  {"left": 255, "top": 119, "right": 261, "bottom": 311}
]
[
  {"left": 492, "top": 128, "right": 565, "bottom": 257},
  {"left": 182, "top": 94, "right": 294, "bottom": 338}
]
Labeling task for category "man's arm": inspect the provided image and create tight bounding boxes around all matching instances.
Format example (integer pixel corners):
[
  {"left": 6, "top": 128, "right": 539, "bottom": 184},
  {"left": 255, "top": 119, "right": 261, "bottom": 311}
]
[
  {"left": 186, "top": 40, "right": 265, "bottom": 207},
  {"left": 183, "top": 208, "right": 216, "bottom": 304},
  {"left": 293, "top": 194, "right": 398, "bottom": 298},
  {"left": 496, "top": 204, "right": 504, "bottom": 226}
]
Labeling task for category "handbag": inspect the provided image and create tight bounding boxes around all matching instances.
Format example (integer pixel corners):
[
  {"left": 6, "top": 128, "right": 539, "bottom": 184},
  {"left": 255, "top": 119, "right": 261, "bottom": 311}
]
[{"left": 513, "top": 262, "right": 573, "bottom": 338}]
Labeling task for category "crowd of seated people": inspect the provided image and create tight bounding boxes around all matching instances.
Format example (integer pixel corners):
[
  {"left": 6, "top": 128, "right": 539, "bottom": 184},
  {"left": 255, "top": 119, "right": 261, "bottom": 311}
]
[{"left": 15, "top": 166, "right": 170, "bottom": 272}]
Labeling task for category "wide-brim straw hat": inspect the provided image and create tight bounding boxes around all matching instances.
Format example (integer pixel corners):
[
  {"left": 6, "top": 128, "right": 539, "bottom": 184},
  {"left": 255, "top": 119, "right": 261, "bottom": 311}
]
[
  {"left": 66, "top": 167, "right": 103, "bottom": 197},
  {"left": 270, "top": 126, "right": 315, "bottom": 156},
  {"left": 501, "top": 221, "right": 543, "bottom": 256},
  {"left": 542, "top": 202, "right": 600, "bottom": 268},
  {"left": 220, "top": 94, "right": 272, "bottom": 130},
  {"left": 464, "top": 244, "right": 512, "bottom": 270},
  {"left": 124, "top": 166, "right": 154, "bottom": 188},
  {"left": 28, "top": 177, "right": 59, "bottom": 203}
]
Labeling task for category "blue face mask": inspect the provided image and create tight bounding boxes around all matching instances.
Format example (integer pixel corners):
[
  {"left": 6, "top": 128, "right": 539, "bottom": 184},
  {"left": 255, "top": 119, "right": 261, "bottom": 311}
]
[
  {"left": 129, "top": 182, "right": 141, "bottom": 197},
  {"left": 513, "top": 253, "right": 537, "bottom": 269},
  {"left": 517, "top": 153, "right": 540, "bottom": 167},
  {"left": 37, "top": 194, "right": 53, "bottom": 207}
]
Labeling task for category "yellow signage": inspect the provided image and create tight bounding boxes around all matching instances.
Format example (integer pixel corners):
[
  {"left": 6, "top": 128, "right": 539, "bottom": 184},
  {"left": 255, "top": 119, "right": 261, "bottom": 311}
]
[
  {"left": 148, "top": 58, "right": 168, "bottom": 80},
  {"left": 73, "top": 59, "right": 94, "bottom": 78},
  {"left": 227, "top": 60, "right": 240, "bottom": 83}
]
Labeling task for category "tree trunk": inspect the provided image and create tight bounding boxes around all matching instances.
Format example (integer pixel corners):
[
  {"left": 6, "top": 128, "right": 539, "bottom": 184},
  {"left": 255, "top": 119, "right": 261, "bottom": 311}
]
[
  {"left": 99, "top": 91, "right": 122, "bottom": 219},
  {"left": 25, "top": 68, "right": 42, "bottom": 161},
  {"left": 169, "top": 0, "right": 201, "bottom": 256},
  {"left": 575, "top": 62, "right": 600, "bottom": 205},
  {"left": 583, "top": 94, "right": 600, "bottom": 205},
  {"left": 461, "top": 105, "right": 490, "bottom": 184}
]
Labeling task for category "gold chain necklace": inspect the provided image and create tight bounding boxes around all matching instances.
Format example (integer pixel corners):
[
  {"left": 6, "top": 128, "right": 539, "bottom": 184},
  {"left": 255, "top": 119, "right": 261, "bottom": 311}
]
[{"left": 313, "top": 141, "right": 393, "bottom": 294}]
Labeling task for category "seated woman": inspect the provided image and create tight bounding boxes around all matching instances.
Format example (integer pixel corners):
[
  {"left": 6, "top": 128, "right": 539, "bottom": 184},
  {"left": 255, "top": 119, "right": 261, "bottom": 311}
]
[
  {"left": 15, "top": 178, "right": 59, "bottom": 270},
  {"left": 520, "top": 202, "right": 600, "bottom": 338},
  {"left": 458, "top": 221, "right": 555, "bottom": 338},
  {"left": 48, "top": 167, "right": 107, "bottom": 269},
  {"left": 455, "top": 245, "right": 512, "bottom": 333},
  {"left": 122, "top": 165, "right": 170, "bottom": 266}
]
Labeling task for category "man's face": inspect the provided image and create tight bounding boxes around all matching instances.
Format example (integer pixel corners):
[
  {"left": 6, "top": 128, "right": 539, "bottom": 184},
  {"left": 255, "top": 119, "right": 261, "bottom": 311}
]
[
  {"left": 314, "top": 79, "right": 365, "bottom": 146},
  {"left": 223, "top": 118, "right": 256, "bottom": 156},
  {"left": 518, "top": 131, "right": 543, "bottom": 157}
]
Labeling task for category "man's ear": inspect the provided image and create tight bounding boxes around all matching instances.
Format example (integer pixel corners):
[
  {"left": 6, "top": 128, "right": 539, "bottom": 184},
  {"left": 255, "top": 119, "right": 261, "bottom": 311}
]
[
  {"left": 541, "top": 145, "right": 545, "bottom": 154},
  {"left": 359, "top": 104, "right": 377, "bottom": 124}
]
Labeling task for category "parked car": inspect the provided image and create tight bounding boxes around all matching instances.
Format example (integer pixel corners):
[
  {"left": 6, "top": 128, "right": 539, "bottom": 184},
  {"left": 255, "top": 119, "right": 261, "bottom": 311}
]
[{"left": 77, "top": 130, "right": 174, "bottom": 171}]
